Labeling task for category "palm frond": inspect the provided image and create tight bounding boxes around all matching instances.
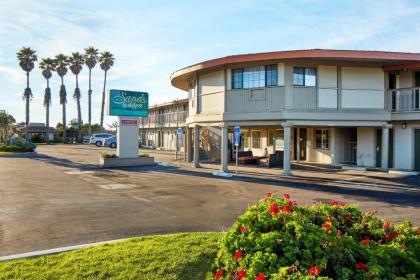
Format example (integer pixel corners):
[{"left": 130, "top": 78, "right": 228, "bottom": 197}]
[
  {"left": 84, "top": 47, "right": 99, "bottom": 70},
  {"left": 99, "top": 51, "right": 115, "bottom": 71},
  {"left": 59, "top": 85, "right": 67, "bottom": 104},
  {"left": 44, "top": 87, "right": 52, "bottom": 107},
  {"left": 17, "top": 47, "right": 37, "bottom": 72}
]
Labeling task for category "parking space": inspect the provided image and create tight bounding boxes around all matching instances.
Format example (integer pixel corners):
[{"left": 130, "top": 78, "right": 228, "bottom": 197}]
[{"left": 0, "top": 144, "right": 419, "bottom": 256}]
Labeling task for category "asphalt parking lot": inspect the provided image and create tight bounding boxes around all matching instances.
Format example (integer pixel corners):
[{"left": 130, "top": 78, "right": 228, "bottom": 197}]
[{"left": 0, "top": 144, "right": 419, "bottom": 256}]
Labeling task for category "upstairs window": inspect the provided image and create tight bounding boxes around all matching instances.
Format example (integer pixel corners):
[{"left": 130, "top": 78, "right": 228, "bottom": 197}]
[
  {"left": 293, "top": 67, "right": 317, "bottom": 86},
  {"left": 232, "top": 64, "right": 278, "bottom": 89},
  {"left": 265, "top": 64, "right": 278, "bottom": 86}
]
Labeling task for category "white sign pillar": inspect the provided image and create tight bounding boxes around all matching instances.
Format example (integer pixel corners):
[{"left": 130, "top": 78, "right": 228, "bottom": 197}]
[{"left": 117, "top": 116, "right": 139, "bottom": 158}]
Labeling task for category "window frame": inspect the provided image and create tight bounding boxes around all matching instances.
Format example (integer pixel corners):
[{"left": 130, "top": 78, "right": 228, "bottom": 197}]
[
  {"left": 314, "top": 128, "right": 329, "bottom": 150},
  {"left": 265, "top": 64, "right": 278, "bottom": 87},
  {"left": 232, "top": 68, "right": 244, "bottom": 89},
  {"left": 251, "top": 130, "right": 261, "bottom": 149},
  {"left": 293, "top": 66, "right": 317, "bottom": 87},
  {"left": 241, "top": 130, "right": 250, "bottom": 149}
]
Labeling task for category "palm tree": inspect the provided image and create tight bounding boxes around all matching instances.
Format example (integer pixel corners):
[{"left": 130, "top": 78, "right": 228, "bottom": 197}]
[
  {"left": 99, "top": 51, "right": 115, "bottom": 132},
  {"left": 16, "top": 47, "right": 37, "bottom": 141},
  {"left": 69, "top": 52, "right": 84, "bottom": 143},
  {"left": 55, "top": 54, "right": 69, "bottom": 143},
  {"left": 39, "top": 58, "right": 55, "bottom": 144},
  {"left": 83, "top": 47, "right": 99, "bottom": 137}
]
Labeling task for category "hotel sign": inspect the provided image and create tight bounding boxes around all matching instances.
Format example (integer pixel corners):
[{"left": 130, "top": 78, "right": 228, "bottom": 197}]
[{"left": 108, "top": 89, "right": 148, "bottom": 117}]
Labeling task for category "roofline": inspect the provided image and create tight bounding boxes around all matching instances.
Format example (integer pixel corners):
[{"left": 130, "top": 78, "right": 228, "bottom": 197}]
[
  {"left": 171, "top": 49, "right": 420, "bottom": 91},
  {"left": 148, "top": 98, "right": 188, "bottom": 109}
]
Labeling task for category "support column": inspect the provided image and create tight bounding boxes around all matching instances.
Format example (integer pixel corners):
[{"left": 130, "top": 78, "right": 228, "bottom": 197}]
[
  {"left": 282, "top": 122, "right": 292, "bottom": 176},
  {"left": 220, "top": 124, "right": 229, "bottom": 173},
  {"left": 193, "top": 125, "right": 200, "bottom": 168},
  {"left": 186, "top": 127, "right": 193, "bottom": 162},
  {"left": 330, "top": 127, "right": 337, "bottom": 165},
  {"left": 381, "top": 124, "right": 392, "bottom": 171}
]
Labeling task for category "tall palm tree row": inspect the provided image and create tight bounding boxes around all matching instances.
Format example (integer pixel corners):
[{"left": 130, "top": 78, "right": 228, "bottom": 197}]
[
  {"left": 39, "top": 58, "right": 56, "bottom": 143},
  {"left": 54, "top": 54, "right": 69, "bottom": 143},
  {"left": 84, "top": 47, "right": 99, "bottom": 137},
  {"left": 16, "top": 47, "right": 37, "bottom": 141},
  {"left": 99, "top": 51, "right": 115, "bottom": 132},
  {"left": 69, "top": 52, "right": 85, "bottom": 142}
]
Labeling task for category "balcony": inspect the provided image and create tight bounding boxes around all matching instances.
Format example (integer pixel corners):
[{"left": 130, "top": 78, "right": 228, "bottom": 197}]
[
  {"left": 140, "top": 111, "right": 188, "bottom": 126},
  {"left": 387, "top": 87, "right": 420, "bottom": 112}
]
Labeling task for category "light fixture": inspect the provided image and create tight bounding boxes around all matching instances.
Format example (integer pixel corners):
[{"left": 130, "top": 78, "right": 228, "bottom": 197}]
[{"left": 402, "top": 122, "right": 407, "bottom": 129}]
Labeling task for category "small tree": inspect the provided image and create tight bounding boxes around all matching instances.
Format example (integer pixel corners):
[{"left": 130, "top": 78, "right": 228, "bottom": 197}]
[{"left": 0, "top": 111, "right": 16, "bottom": 145}]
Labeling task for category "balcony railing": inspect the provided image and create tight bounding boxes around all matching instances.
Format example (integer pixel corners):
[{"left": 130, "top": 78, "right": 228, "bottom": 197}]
[
  {"left": 387, "top": 87, "right": 420, "bottom": 112},
  {"left": 140, "top": 111, "right": 188, "bottom": 126}
]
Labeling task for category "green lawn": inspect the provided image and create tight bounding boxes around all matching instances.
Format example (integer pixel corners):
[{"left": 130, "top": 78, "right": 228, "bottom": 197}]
[
  {"left": 0, "top": 151, "right": 14, "bottom": 155},
  {"left": 0, "top": 232, "right": 222, "bottom": 280}
]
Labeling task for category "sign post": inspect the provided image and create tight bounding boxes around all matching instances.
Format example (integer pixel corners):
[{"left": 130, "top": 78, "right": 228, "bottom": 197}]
[
  {"left": 177, "top": 127, "right": 182, "bottom": 167},
  {"left": 234, "top": 126, "right": 240, "bottom": 175},
  {"left": 108, "top": 89, "right": 148, "bottom": 158}
]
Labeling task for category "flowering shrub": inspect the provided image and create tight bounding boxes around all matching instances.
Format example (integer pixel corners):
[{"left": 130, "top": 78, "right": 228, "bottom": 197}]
[{"left": 209, "top": 193, "right": 419, "bottom": 279}]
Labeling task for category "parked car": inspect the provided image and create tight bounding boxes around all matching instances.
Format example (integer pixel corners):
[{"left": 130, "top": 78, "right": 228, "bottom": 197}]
[
  {"left": 90, "top": 133, "right": 114, "bottom": 146},
  {"left": 104, "top": 136, "right": 117, "bottom": 148}
]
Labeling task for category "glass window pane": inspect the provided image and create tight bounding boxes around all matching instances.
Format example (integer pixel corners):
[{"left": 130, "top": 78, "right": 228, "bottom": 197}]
[
  {"left": 293, "top": 67, "right": 304, "bottom": 86},
  {"left": 305, "top": 67, "right": 317, "bottom": 86},
  {"left": 266, "top": 64, "right": 277, "bottom": 86},
  {"left": 252, "top": 131, "right": 261, "bottom": 149}
]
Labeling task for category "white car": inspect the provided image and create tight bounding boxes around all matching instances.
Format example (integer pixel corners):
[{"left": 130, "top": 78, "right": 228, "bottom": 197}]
[{"left": 90, "top": 133, "right": 114, "bottom": 147}]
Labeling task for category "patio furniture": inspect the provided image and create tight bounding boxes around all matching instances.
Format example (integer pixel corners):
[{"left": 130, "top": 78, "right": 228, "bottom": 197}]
[
  {"left": 259, "top": 151, "right": 284, "bottom": 167},
  {"left": 237, "top": 151, "right": 260, "bottom": 164}
]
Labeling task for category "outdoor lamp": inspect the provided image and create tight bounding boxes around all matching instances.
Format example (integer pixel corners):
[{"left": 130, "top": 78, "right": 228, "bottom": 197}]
[{"left": 402, "top": 122, "right": 407, "bottom": 129}]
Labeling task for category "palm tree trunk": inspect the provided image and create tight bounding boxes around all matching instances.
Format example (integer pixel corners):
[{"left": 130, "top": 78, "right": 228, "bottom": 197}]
[
  {"left": 62, "top": 76, "right": 66, "bottom": 144},
  {"left": 25, "top": 72, "right": 30, "bottom": 141},
  {"left": 100, "top": 70, "right": 107, "bottom": 133},
  {"left": 76, "top": 75, "right": 82, "bottom": 143},
  {"left": 88, "top": 69, "right": 92, "bottom": 137},
  {"left": 46, "top": 79, "right": 50, "bottom": 144}
]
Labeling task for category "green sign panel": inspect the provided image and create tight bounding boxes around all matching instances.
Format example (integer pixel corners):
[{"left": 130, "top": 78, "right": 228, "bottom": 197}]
[{"left": 108, "top": 89, "right": 149, "bottom": 117}]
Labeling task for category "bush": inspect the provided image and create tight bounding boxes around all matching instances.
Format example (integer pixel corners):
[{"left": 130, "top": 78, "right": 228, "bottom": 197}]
[
  {"left": 139, "top": 152, "right": 149, "bottom": 157},
  {"left": 209, "top": 193, "right": 419, "bottom": 280},
  {"left": 101, "top": 153, "right": 118, "bottom": 159},
  {"left": 0, "top": 144, "right": 35, "bottom": 153}
]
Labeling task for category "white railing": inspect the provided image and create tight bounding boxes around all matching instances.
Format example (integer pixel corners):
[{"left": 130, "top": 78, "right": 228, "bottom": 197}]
[
  {"left": 387, "top": 87, "right": 420, "bottom": 112},
  {"left": 141, "top": 111, "right": 188, "bottom": 126}
]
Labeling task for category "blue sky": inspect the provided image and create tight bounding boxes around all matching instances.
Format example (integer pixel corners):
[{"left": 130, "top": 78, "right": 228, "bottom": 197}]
[{"left": 1, "top": 0, "right": 420, "bottom": 126}]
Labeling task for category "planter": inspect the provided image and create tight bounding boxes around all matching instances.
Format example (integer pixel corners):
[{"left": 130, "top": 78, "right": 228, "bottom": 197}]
[{"left": 99, "top": 156, "right": 155, "bottom": 168}]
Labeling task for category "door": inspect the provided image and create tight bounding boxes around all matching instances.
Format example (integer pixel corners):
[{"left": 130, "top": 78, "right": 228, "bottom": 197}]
[
  {"left": 415, "top": 129, "right": 420, "bottom": 171},
  {"left": 299, "top": 128, "right": 307, "bottom": 161}
]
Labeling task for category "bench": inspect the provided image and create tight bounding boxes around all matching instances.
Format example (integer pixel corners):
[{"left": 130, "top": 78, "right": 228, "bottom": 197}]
[
  {"left": 237, "top": 151, "right": 260, "bottom": 164},
  {"left": 259, "top": 151, "right": 284, "bottom": 167}
]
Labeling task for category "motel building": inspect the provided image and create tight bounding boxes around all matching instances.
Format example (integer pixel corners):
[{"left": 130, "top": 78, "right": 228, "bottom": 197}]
[{"left": 168, "top": 49, "right": 420, "bottom": 175}]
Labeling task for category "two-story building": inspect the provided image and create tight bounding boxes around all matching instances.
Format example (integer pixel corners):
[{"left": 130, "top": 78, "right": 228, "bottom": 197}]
[
  {"left": 139, "top": 98, "right": 188, "bottom": 151},
  {"left": 170, "top": 49, "right": 420, "bottom": 175}
]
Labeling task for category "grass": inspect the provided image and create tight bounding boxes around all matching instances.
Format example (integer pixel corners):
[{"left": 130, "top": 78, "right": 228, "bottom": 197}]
[
  {"left": 0, "top": 151, "right": 14, "bottom": 155},
  {"left": 0, "top": 232, "right": 222, "bottom": 280}
]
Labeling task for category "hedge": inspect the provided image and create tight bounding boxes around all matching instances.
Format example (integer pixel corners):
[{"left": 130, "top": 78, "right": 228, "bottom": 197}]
[
  {"left": 209, "top": 193, "right": 419, "bottom": 279},
  {"left": 0, "top": 145, "right": 35, "bottom": 153}
]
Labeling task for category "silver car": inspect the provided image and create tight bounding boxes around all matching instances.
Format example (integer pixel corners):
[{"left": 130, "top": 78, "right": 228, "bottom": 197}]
[{"left": 90, "top": 133, "right": 114, "bottom": 147}]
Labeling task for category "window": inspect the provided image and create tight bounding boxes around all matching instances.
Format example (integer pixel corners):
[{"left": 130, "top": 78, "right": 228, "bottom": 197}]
[
  {"left": 265, "top": 64, "right": 278, "bottom": 86},
  {"left": 232, "top": 69, "right": 243, "bottom": 89},
  {"left": 293, "top": 67, "right": 317, "bottom": 86},
  {"left": 315, "top": 129, "right": 329, "bottom": 149},
  {"left": 232, "top": 64, "right": 278, "bottom": 89},
  {"left": 242, "top": 131, "right": 250, "bottom": 149},
  {"left": 268, "top": 129, "right": 284, "bottom": 147},
  {"left": 251, "top": 130, "right": 261, "bottom": 149}
]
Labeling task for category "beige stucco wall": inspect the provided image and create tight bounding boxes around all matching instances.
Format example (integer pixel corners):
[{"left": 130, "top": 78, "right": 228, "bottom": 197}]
[
  {"left": 341, "top": 67, "right": 385, "bottom": 109},
  {"left": 357, "top": 127, "right": 376, "bottom": 167},
  {"left": 198, "top": 70, "right": 225, "bottom": 113},
  {"left": 307, "top": 128, "right": 332, "bottom": 164},
  {"left": 393, "top": 121, "right": 420, "bottom": 170}
]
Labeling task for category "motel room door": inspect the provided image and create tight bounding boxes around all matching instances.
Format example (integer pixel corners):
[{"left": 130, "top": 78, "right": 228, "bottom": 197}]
[
  {"left": 293, "top": 128, "right": 307, "bottom": 161},
  {"left": 376, "top": 128, "right": 394, "bottom": 168},
  {"left": 415, "top": 129, "right": 420, "bottom": 171}
]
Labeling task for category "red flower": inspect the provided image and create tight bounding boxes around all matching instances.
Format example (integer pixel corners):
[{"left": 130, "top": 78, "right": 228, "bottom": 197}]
[
  {"left": 266, "top": 192, "right": 272, "bottom": 198},
  {"left": 384, "top": 222, "right": 391, "bottom": 230},
  {"left": 237, "top": 269, "right": 246, "bottom": 279},
  {"left": 214, "top": 270, "right": 224, "bottom": 279},
  {"left": 240, "top": 226, "right": 248, "bottom": 232},
  {"left": 322, "top": 223, "right": 333, "bottom": 232},
  {"left": 256, "top": 273, "right": 265, "bottom": 280},
  {"left": 282, "top": 205, "right": 292, "bottom": 213},
  {"left": 269, "top": 204, "right": 280, "bottom": 215},
  {"left": 356, "top": 262, "right": 368, "bottom": 271},
  {"left": 337, "top": 229, "right": 343, "bottom": 237},
  {"left": 325, "top": 217, "right": 333, "bottom": 223},
  {"left": 233, "top": 250, "right": 243, "bottom": 261},
  {"left": 289, "top": 200, "right": 298, "bottom": 205},
  {"left": 361, "top": 239, "right": 369, "bottom": 245},
  {"left": 385, "top": 233, "right": 395, "bottom": 241},
  {"left": 283, "top": 193, "right": 290, "bottom": 200},
  {"left": 417, "top": 229, "right": 420, "bottom": 235},
  {"left": 345, "top": 215, "right": 353, "bottom": 222},
  {"left": 329, "top": 200, "right": 346, "bottom": 207},
  {"left": 308, "top": 265, "right": 320, "bottom": 276}
]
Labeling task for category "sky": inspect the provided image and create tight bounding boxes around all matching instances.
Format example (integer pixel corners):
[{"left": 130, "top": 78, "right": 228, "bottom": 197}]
[{"left": 1, "top": 0, "right": 420, "bottom": 127}]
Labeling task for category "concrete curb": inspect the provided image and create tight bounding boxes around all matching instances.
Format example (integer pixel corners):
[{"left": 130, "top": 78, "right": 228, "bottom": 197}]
[
  {"left": 0, "top": 151, "right": 37, "bottom": 158},
  {"left": 0, "top": 238, "right": 129, "bottom": 262}
]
